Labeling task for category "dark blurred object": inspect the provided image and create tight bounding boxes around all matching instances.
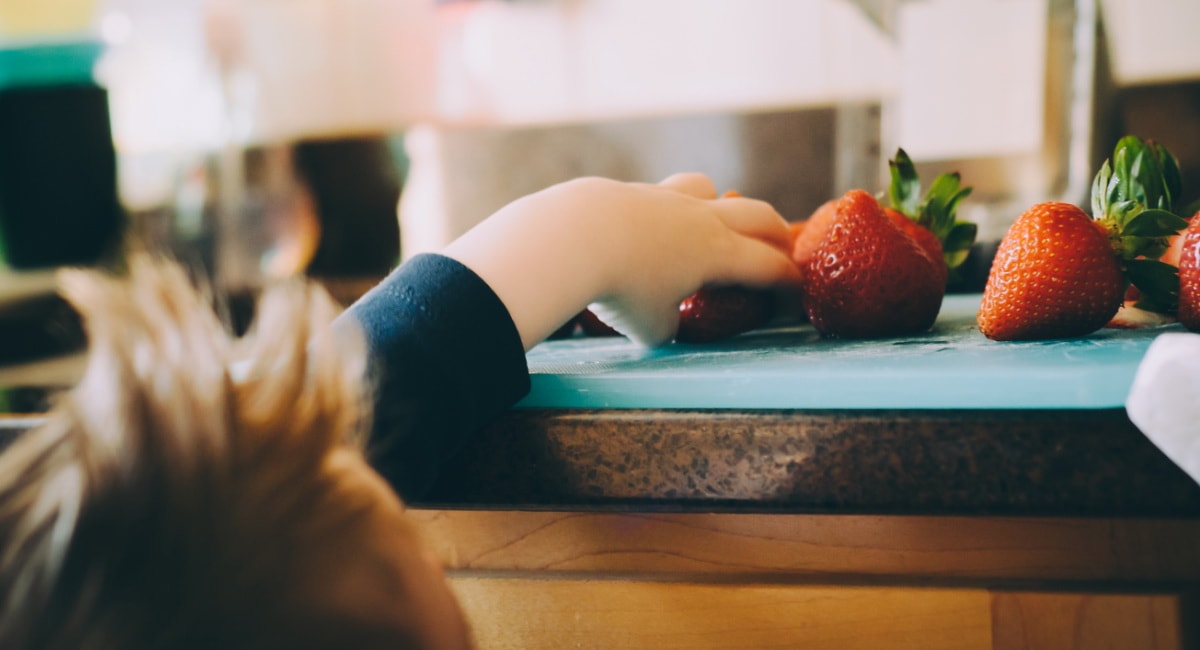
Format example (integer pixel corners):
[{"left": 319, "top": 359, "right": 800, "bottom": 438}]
[
  {"left": 547, "top": 313, "right": 580, "bottom": 340},
  {"left": 0, "top": 293, "right": 84, "bottom": 365},
  {"left": 946, "top": 241, "right": 999, "bottom": 294},
  {"left": 296, "top": 136, "right": 402, "bottom": 277},
  {"left": 0, "top": 43, "right": 123, "bottom": 269},
  {"left": 0, "top": 391, "right": 57, "bottom": 418}
]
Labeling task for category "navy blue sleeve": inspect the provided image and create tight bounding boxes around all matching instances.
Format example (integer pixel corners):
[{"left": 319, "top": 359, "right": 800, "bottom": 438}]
[{"left": 333, "top": 253, "right": 531, "bottom": 500}]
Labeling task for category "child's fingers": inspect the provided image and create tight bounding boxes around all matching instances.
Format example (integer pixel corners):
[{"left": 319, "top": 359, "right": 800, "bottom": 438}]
[
  {"left": 657, "top": 172, "right": 718, "bottom": 199},
  {"left": 711, "top": 236, "right": 804, "bottom": 288},
  {"left": 713, "top": 197, "right": 794, "bottom": 251},
  {"left": 588, "top": 301, "right": 679, "bottom": 348}
]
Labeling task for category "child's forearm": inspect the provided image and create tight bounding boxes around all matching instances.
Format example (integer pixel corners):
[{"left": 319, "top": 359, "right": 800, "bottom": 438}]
[
  {"left": 335, "top": 174, "right": 798, "bottom": 497},
  {"left": 440, "top": 179, "right": 624, "bottom": 350}
]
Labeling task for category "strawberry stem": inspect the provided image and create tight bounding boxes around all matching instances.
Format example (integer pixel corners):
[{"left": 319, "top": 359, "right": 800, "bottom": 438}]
[
  {"left": 1092, "top": 135, "right": 1190, "bottom": 313},
  {"left": 885, "top": 148, "right": 977, "bottom": 271}
]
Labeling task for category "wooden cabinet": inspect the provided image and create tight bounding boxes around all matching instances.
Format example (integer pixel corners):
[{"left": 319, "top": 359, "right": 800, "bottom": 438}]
[{"left": 411, "top": 510, "right": 1200, "bottom": 649}]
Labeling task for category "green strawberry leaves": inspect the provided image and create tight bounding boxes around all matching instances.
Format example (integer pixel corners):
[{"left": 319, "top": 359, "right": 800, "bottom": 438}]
[
  {"left": 1122, "top": 208, "right": 1190, "bottom": 238},
  {"left": 1092, "top": 135, "right": 1188, "bottom": 314},
  {"left": 886, "top": 148, "right": 977, "bottom": 271},
  {"left": 1118, "top": 208, "right": 1190, "bottom": 261},
  {"left": 1125, "top": 258, "right": 1180, "bottom": 313},
  {"left": 1093, "top": 136, "right": 1185, "bottom": 225},
  {"left": 887, "top": 150, "right": 922, "bottom": 217},
  {"left": 943, "top": 222, "right": 978, "bottom": 269}
]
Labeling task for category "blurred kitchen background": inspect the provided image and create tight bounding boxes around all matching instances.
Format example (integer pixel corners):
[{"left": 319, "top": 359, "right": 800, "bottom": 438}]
[{"left": 1, "top": 0, "right": 1199, "bottom": 400}]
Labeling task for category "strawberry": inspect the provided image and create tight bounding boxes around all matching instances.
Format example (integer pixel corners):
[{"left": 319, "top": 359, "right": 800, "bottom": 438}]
[
  {"left": 978, "top": 203, "right": 1126, "bottom": 340},
  {"left": 1178, "top": 212, "right": 1200, "bottom": 331},
  {"left": 577, "top": 308, "right": 620, "bottom": 337},
  {"left": 884, "top": 206, "right": 946, "bottom": 287},
  {"left": 801, "top": 189, "right": 946, "bottom": 338},
  {"left": 979, "top": 136, "right": 1190, "bottom": 340},
  {"left": 676, "top": 286, "right": 775, "bottom": 343}
]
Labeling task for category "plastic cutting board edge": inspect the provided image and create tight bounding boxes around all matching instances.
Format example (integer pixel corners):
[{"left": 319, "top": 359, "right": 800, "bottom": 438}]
[{"left": 518, "top": 294, "right": 1180, "bottom": 411}]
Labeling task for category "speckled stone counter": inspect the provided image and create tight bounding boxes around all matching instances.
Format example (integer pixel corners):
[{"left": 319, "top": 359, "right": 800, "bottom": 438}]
[
  {"left": 7, "top": 402, "right": 1199, "bottom": 517},
  {"left": 422, "top": 408, "right": 1200, "bottom": 516}
]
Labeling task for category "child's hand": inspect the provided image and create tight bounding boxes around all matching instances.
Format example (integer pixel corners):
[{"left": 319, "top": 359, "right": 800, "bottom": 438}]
[{"left": 442, "top": 173, "right": 802, "bottom": 348}]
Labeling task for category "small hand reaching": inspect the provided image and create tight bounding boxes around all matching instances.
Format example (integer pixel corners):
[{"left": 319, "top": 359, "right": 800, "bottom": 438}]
[{"left": 442, "top": 173, "right": 802, "bottom": 348}]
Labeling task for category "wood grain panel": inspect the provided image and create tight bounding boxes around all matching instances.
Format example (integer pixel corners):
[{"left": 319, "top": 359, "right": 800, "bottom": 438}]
[
  {"left": 448, "top": 578, "right": 1184, "bottom": 650},
  {"left": 449, "top": 579, "right": 993, "bottom": 650},
  {"left": 991, "top": 592, "right": 1181, "bottom": 649},
  {"left": 410, "top": 510, "right": 1200, "bottom": 584}
]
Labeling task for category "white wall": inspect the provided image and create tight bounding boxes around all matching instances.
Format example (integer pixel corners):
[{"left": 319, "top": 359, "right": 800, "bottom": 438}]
[
  {"left": 432, "top": 0, "right": 896, "bottom": 125},
  {"left": 1102, "top": 0, "right": 1200, "bottom": 85}
]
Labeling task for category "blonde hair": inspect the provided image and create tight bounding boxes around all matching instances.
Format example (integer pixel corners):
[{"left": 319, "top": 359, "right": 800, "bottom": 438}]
[{"left": 0, "top": 256, "right": 427, "bottom": 649}]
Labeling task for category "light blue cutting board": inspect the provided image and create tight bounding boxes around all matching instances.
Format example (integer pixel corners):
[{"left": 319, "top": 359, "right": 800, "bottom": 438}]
[{"left": 518, "top": 294, "right": 1182, "bottom": 410}]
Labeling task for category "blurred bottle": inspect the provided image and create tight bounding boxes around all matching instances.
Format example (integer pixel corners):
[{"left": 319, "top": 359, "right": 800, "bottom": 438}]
[
  {"left": 200, "top": 0, "right": 413, "bottom": 287},
  {"left": 203, "top": 0, "right": 322, "bottom": 295},
  {"left": 886, "top": 0, "right": 1104, "bottom": 292},
  {"left": 101, "top": 0, "right": 409, "bottom": 318},
  {"left": 99, "top": 0, "right": 322, "bottom": 311}
]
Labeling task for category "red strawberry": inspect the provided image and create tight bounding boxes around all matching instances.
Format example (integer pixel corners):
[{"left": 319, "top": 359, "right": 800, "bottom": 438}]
[
  {"left": 577, "top": 308, "right": 620, "bottom": 337},
  {"left": 1178, "top": 212, "right": 1200, "bottom": 331},
  {"left": 981, "top": 136, "right": 1190, "bottom": 340},
  {"left": 884, "top": 206, "right": 947, "bottom": 287},
  {"left": 978, "top": 203, "right": 1126, "bottom": 340},
  {"left": 802, "top": 189, "right": 945, "bottom": 338},
  {"left": 676, "top": 286, "right": 775, "bottom": 343}
]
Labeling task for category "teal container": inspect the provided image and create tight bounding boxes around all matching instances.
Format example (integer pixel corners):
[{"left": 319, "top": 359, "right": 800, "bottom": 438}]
[{"left": 0, "top": 40, "right": 101, "bottom": 89}]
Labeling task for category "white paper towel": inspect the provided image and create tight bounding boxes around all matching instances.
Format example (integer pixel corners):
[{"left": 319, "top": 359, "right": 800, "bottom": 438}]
[{"left": 1126, "top": 331, "right": 1200, "bottom": 485}]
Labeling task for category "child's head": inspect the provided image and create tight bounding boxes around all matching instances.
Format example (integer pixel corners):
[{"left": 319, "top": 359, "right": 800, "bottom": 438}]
[{"left": 0, "top": 257, "right": 471, "bottom": 650}]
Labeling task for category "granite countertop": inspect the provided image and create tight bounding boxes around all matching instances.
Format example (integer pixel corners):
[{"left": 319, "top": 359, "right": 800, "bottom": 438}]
[
  {"left": 422, "top": 407, "right": 1200, "bottom": 517},
  {"left": 6, "top": 396, "right": 1198, "bottom": 518}
]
